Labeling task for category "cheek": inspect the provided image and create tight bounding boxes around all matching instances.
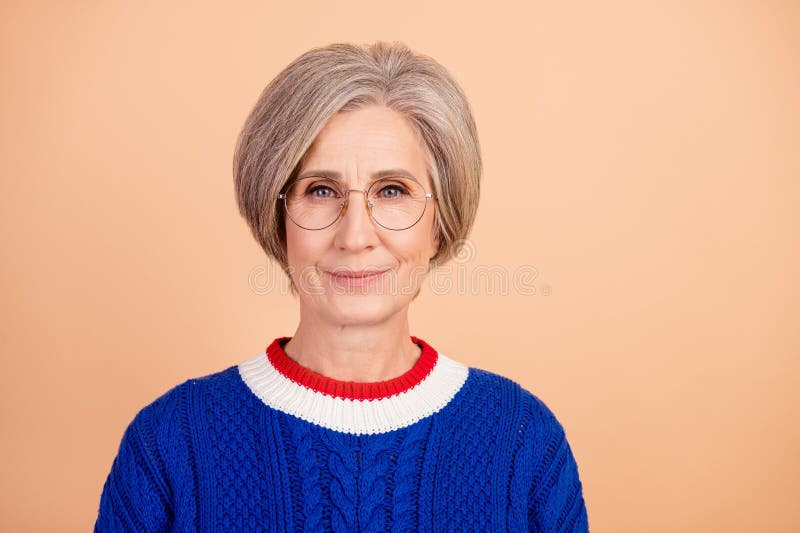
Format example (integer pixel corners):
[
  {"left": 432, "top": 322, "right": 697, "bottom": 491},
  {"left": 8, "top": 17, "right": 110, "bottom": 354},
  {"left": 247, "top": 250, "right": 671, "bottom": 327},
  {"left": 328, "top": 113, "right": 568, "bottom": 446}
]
[
  {"left": 284, "top": 224, "right": 300, "bottom": 265},
  {"left": 285, "top": 224, "right": 322, "bottom": 269},
  {"left": 285, "top": 227, "right": 329, "bottom": 292},
  {"left": 394, "top": 228, "right": 436, "bottom": 268}
]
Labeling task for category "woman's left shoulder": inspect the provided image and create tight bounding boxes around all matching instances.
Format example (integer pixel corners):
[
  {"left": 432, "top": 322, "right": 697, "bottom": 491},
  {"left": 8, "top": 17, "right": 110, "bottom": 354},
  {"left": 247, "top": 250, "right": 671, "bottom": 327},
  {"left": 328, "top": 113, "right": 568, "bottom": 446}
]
[{"left": 461, "top": 364, "right": 568, "bottom": 433}]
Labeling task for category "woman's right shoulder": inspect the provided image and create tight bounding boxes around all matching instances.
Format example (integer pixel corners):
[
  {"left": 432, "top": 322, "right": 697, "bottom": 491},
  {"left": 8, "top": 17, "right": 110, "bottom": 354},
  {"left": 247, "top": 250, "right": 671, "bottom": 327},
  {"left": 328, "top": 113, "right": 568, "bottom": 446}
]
[
  {"left": 107, "top": 365, "right": 243, "bottom": 483},
  {"left": 96, "top": 364, "right": 242, "bottom": 531},
  {"left": 130, "top": 364, "right": 242, "bottom": 428},
  {"left": 112, "top": 364, "right": 244, "bottom": 462}
]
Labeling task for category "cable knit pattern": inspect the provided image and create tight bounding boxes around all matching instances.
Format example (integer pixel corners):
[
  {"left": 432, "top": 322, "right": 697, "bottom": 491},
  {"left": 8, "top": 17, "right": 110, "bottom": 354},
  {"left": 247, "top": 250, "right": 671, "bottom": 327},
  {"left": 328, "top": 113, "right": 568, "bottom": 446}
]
[
  {"left": 283, "top": 419, "right": 324, "bottom": 532},
  {"left": 507, "top": 392, "right": 537, "bottom": 531},
  {"left": 95, "top": 337, "right": 589, "bottom": 532},
  {"left": 357, "top": 433, "right": 395, "bottom": 531},
  {"left": 322, "top": 429, "right": 359, "bottom": 531},
  {"left": 390, "top": 422, "right": 430, "bottom": 532}
]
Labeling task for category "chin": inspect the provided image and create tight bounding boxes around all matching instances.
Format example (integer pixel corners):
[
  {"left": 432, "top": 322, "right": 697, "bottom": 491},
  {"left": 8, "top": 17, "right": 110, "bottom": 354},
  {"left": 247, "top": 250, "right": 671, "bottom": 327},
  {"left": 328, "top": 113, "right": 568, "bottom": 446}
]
[{"left": 326, "top": 296, "right": 401, "bottom": 325}]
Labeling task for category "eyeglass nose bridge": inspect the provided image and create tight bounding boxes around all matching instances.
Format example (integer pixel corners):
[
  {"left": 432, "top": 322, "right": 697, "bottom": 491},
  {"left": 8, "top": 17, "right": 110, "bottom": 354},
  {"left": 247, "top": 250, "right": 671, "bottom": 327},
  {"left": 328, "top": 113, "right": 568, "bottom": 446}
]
[{"left": 338, "top": 188, "right": 374, "bottom": 221}]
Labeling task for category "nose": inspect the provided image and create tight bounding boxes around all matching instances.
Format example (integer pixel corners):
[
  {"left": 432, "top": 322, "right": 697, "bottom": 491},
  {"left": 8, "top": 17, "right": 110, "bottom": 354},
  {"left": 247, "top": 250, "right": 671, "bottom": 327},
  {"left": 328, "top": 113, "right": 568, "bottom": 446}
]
[{"left": 333, "top": 190, "right": 378, "bottom": 251}]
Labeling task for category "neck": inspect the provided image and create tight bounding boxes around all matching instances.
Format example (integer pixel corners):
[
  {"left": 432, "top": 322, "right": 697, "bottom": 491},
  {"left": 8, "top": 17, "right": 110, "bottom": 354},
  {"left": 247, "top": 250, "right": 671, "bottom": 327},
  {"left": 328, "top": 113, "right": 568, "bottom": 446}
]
[{"left": 283, "top": 308, "right": 419, "bottom": 382}]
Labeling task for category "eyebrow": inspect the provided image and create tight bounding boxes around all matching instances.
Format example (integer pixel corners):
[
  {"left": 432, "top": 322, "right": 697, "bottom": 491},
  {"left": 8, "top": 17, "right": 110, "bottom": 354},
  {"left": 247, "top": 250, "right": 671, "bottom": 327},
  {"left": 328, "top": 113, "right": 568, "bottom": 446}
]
[{"left": 295, "top": 168, "right": 418, "bottom": 183}]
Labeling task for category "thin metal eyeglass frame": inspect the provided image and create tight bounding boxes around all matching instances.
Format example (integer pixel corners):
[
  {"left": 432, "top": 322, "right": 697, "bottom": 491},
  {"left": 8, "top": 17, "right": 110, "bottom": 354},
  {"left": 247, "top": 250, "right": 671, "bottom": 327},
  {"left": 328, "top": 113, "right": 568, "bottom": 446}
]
[{"left": 278, "top": 176, "right": 435, "bottom": 231}]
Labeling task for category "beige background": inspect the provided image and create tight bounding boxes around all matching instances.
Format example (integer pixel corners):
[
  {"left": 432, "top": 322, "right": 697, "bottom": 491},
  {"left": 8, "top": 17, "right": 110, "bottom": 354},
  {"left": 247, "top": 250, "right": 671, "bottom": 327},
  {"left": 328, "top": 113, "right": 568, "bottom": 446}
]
[{"left": 2, "top": 1, "right": 798, "bottom": 531}]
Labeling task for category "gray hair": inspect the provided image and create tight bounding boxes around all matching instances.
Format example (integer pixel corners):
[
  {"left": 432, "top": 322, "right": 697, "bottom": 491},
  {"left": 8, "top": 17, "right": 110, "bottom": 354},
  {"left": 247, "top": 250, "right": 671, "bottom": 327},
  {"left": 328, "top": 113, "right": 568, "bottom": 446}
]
[{"left": 233, "top": 41, "right": 482, "bottom": 295}]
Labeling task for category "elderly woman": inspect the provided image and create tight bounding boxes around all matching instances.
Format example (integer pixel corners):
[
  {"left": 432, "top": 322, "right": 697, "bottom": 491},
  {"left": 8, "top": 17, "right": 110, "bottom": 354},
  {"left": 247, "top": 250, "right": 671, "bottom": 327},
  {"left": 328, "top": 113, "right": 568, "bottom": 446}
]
[{"left": 95, "top": 41, "right": 589, "bottom": 532}]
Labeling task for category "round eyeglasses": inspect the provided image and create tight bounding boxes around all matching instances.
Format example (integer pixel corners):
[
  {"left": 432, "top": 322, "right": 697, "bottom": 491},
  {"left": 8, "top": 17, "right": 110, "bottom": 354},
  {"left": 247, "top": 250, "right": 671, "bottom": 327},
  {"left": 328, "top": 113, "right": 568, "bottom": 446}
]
[{"left": 279, "top": 176, "right": 434, "bottom": 231}]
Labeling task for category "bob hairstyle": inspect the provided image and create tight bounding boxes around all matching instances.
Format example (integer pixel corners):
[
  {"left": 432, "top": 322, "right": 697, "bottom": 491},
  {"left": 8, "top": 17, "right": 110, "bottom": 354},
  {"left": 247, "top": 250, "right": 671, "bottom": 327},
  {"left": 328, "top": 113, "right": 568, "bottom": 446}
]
[{"left": 233, "top": 41, "right": 482, "bottom": 294}]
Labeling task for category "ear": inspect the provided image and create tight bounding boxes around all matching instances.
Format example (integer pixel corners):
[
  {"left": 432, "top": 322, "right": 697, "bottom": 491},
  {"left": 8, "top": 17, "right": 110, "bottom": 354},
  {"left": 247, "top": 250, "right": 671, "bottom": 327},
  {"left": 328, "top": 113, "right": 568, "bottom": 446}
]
[{"left": 428, "top": 226, "right": 440, "bottom": 265}]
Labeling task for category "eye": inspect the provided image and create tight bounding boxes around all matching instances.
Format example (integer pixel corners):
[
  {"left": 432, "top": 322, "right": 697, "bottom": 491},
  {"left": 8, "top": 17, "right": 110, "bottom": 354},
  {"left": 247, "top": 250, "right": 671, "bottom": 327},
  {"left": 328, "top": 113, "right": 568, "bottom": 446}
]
[
  {"left": 376, "top": 182, "right": 410, "bottom": 199},
  {"left": 306, "top": 182, "right": 340, "bottom": 198}
]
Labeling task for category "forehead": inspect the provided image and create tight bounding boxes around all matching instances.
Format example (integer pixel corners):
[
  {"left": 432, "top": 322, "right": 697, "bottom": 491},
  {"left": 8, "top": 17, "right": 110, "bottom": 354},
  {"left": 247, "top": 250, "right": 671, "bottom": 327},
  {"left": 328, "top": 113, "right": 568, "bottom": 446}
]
[{"left": 299, "top": 105, "right": 431, "bottom": 189}]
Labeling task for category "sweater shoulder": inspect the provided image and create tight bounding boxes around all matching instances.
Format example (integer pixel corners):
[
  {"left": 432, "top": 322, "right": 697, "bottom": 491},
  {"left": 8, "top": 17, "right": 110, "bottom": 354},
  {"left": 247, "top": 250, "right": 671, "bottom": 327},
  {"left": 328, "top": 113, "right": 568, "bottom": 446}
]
[
  {"left": 125, "top": 366, "right": 242, "bottom": 476},
  {"left": 124, "top": 364, "right": 242, "bottom": 458},
  {"left": 463, "top": 365, "right": 567, "bottom": 434},
  {"left": 97, "top": 365, "right": 241, "bottom": 530},
  {"left": 134, "top": 365, "right": 238, "bottom": 420}
]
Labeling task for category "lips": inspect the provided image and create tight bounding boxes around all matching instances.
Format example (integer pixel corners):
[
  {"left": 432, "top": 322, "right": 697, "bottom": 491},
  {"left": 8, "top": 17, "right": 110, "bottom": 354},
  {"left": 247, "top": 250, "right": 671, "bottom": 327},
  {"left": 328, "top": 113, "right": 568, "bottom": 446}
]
[
  {"left": 323, "top": 268, "right": 391, "bottom": 278},
  {"left": 323, "top": 268, "right": 391, "bottom": 288},
  {"left": 330, "top": 270, "right": 386, "bottom": 278}
]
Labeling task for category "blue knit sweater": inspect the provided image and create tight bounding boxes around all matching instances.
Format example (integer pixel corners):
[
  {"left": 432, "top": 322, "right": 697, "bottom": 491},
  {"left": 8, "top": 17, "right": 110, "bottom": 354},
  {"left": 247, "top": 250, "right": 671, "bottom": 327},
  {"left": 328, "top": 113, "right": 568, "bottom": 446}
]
[{"left": 95, "top": 337, "right": 589, "bottom": 532}]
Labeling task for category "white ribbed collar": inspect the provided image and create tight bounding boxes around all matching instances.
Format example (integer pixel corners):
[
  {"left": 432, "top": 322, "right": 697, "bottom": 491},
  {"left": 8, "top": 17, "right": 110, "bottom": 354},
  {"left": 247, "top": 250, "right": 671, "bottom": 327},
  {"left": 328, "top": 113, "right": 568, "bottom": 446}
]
[{"left": 237, "top": 346, "right": 469, "bottom": 435}]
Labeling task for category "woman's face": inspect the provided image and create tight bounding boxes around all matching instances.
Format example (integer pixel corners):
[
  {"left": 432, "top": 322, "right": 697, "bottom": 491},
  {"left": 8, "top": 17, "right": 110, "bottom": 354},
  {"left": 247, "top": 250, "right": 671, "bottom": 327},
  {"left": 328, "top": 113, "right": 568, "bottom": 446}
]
[{"left": 284, "top": 104, "right": 438, "bottom": 326}]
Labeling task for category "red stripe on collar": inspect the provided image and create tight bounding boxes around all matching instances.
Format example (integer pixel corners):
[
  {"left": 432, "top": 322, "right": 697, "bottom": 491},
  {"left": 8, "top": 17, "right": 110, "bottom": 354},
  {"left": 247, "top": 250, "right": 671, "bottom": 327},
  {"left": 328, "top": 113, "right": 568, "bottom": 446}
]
[{"left": 265, "top": 336, "right": 438, "bottom": 401}]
